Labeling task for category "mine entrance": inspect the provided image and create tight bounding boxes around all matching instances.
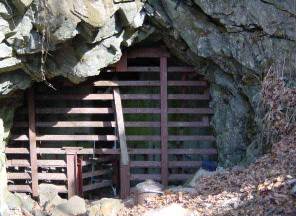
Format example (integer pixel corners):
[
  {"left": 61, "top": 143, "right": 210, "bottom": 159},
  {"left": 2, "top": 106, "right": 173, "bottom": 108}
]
[{"left": 6, "top": 47, "right": 217, "bottom": 199}]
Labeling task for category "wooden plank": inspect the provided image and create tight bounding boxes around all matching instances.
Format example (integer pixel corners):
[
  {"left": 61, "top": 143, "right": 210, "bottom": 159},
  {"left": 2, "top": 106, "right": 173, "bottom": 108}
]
[
  {"left": 160, "top": 56, "right": 168, "bottom": 186},
  {"left": 126, "top": 66, "right": 160, "bottom": 72},
  {"left": 126, "top": 135, "right": 161, "bottom": 141},
  {"left": 168, "top": 148, "right": 217, "bottom": 155},
  {"left": 82, "top": 169, "right": 111, "bottom": 179},
  {"left": 7, "top": 172, "right": 31, "bottom": 180},
  {"left": 38, "top": 160, "right": 67, "bottom": 167},
  {"left": 130, "top": 174, "right": 161, "bottom": 181},
  {"left": 168, "top": 121, "right": 209, "bottom": 127},
  {"left": 128, "top": 47, "right": 170, "bottom": 58},
  {"left": 5, "top": 148, "right": 29, "bottom": 154},
  {"left": 168, "top": 66, "right": 195, "bottom": 72},
  {"left": 36, "top": 121, "right": 116, "bottom": 128},
  {"left": 125, "top": 121, "right": 160, "bottom": 127},
  {"left": 37, "top": 148, "right": 66, "bottom": 154},
  {"left": 28, "top": 88, "right": 38, "bottom": 197},
  {"left": 123, "top": 108, "right": 160, "bottom": 114},
  {"left": 169, "top": 174, "right": 193, "bottom": 181},
  {"left": 37, "top": 135, "right": 117, "bottom": 141},
  {"left": 8, "top": 185, "right": 32, "bottom": 193},
  {"left": 168, "top": 94, "right": 210, "bottom": 100},
  {"left": 121, "top": 94, "right": 160, "bottom": 100},
  {"left": 168, "top": 108, "right": 213, "bottom": 114},
  {"left": 168, "top": 81, "right": 207, "bottom": 87},
  {"left": 36, "top": 108, "right": 113, "bottom": 114},
  {"left": 113, "top": 87, "right": 130, "bottom": 198},
  {"left": 6, "top": 159, "right": 30, "bottom": 167},
  {"left": 36, "top": 94, "right": 113, "bottom": 100},
  {"left": 168, "top": 135, "right": 215, "bottom": 141},
  {"left": 130, "top": 161, "right": 161, "bottom": 168},
  {"left": 78, "top": 148, "right": 119, "bottom": 155},
  {"left": 128, "top": 149, "right": 161, "bottom": 154},
  {"left": 83, "top": 180, "right": 112, "bottom": 192},
  {"left": 168, "top": 161, "right": 202, "bottom": 168},
  {"left": 94, "top": 81, "right": 160, "bottom": 87},
  {"left": 38, "top": 173, "right": 67, "bottom": 181}
]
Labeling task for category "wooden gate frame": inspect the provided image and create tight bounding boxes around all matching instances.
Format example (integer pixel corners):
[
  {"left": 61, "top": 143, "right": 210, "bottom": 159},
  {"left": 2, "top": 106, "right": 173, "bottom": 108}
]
[{"left": 115, "top": 47, "right": 170, "bottom": 187}]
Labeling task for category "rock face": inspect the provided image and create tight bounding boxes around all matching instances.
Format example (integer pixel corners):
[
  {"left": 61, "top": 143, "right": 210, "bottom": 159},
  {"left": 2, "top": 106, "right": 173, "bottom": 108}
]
[{"left": 0, "top": 0, "right": 296, "bottom": 210}]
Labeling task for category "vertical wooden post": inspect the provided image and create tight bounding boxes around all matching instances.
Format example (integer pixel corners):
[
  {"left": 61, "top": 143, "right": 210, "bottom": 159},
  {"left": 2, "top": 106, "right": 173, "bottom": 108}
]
[
  {"left": 113, "top": 87, "right": 130, "bottom": 198},
  {"left": 116, "top": 52, "right": 127, "bottom": 72},
  {"left": 28, "top": 88, "right": 38, "bottom": 197},
  {"left": 63, "top": 147, "right": 82, "bottom": 198},
  {"left": 160, "top": 56, "right": 168, "bottom": 186}
]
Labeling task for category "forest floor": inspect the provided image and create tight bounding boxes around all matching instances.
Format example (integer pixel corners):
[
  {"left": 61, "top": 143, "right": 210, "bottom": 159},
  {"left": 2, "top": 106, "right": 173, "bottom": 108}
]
[{"left": 120, "top": 135, "right": 296, "bottom": 216}]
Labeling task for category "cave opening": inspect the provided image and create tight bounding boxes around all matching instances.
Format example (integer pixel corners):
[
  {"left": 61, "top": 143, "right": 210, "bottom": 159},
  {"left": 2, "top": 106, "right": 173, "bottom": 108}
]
[{"left": 5, "top": 46, "right": 217, "bottom": 200}]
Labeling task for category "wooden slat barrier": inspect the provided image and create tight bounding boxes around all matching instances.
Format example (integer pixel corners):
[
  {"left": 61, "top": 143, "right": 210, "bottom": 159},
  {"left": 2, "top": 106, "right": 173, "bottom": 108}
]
[{"left": 6, "top": 47, "right": 216, "bottom": 198}]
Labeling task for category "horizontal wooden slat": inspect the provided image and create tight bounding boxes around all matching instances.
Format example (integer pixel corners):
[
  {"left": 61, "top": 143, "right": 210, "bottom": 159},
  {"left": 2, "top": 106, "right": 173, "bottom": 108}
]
[
  {"left": 7, "top": 172, "right": 31, "bottom": 180},
  {"left": 38, "top": 160, "right": 66, "bottom": 167},
  {"left": 168, "top": 161, "right": 202, "bottom": 168},
  {"left": 123, "top": 108, "right": 160, "bottom": 114},
  {"left": 168, "top": 121, "right": 209, "bottom": 127},
  {"left": 36, "top": 121, "right": 116, "bottom": 128},
  {"left": 168, "top": 148, "right": 217, "bottom": 155},
  {"left": 168, "top": 94, "right": 209, "bottom": 100},
  {"left": 8, "top": 185, "right": 32, "bottom": 193},
  {"left": 130, "top": 161, "right": 161, "bottom": 168},
  {"left": 13, "top": 135, "right": 117, "bottom": 141},
  {"left": 7, "top": 159, "right": 30, "bottom": 167},
  {"left": 127, "top": 135, "right": 161, "bottom": 141},
  {"left": 82, "top": 169, "right": 111, "bottom": 179},
  {"left": 168, "top": 66, "right": 195, "bottom": 72},
  {"left": 168, "top": 108, "right": 213, "bottom": 114},
  {"left": 125, "top": 66, "right": 160, "bottom": 72},
  {"left": 168, "top": 135, "right": 215, "bottom": 141},
  {"left": 125, "top": 121, "right": 160, "bottom": 127},
  {"left": 36, "top": 94, "right": 113, "bottom": 100},
  {"left": 36, "top": 108, "right": 113, "bottom": 114},
  {"left": 128, "top": 149, "right": 161, "bottom": 154},
  {"left": 83, "top": 180, "right": 112, "bottom": 192},
  {"left": 5, "top": 148, "right": 29, "bottom": 154},
  {"left": 121, "top": 94, "right": 160, "bottom": 100},
  {"left": 78, "top": 148, "right": 119, "bottom": 155},
  {"left": 130, "top": 174, "right": 161, "bottom": 181},
  {"left": 109, "top": 66, "right": 195, "bottom": 73},
  {"left": 94, "top": 81, "right": 160, "bottom": 87},
  {"left": 169, "top": 174, "right": 193, "bottom": 181},
  {"left": 168, "top": 81, "right": 207, "bottom": 87},
  {"left": 38, "top": 173, "right": 67, "bottom": 180}
]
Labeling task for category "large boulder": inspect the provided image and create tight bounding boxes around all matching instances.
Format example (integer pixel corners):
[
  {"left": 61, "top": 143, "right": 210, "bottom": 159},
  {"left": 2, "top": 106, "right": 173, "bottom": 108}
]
[{"left": 51, "top": 195, "right": 86, "bottom": 216}]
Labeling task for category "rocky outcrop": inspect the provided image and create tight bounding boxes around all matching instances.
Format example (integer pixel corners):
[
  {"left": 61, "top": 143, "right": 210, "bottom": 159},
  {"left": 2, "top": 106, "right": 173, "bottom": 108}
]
[{"left": 0, "top": 0, "right": 295, "bottom": 210}]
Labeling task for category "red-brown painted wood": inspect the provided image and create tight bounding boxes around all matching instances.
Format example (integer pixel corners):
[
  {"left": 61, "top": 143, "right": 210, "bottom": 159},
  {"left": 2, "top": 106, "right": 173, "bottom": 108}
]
[
  {"left": 28, "top": 88, "right": 38, "bottom": 197},
  {"left": 160, "top": 56, "right": 168, "bottom": 186}
]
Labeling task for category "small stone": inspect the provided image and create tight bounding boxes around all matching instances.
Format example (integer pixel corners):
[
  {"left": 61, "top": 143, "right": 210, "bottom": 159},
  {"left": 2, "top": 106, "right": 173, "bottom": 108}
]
[
  {"left": 144, "top": 203, "right": 194, "bottom": 216},
  {"left": 52, "top": 196, "right": 86, "bottom": 216},
  {"left": 88, "top": 198, "right": 124, "bottom": 216}
]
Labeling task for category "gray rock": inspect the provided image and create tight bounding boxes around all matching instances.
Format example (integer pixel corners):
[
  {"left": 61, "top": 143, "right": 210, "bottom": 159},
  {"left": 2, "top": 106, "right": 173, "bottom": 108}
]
[
  {"left": 0, "top": 43, "right": 12, "bottom": 59},
  {"left": 144, "top": 203, "right": 194, "bottom": 216},
  {"left": 187, "top": 168, "right": 215, "bottom": 188},
  {"left": 39, "top": 184, "right": 62, "bottom": 207},
  {"left": 11, "top": 0, "right": 33, "bottom": 14},
  {"left": 52, "top": 196, "right": 86, "bottom": 216},
  {"left": 0, "top": 2, "right": 12, "bottom": 19},
  {"left": 88, "top": 198, "right": 124, "bottom": 216},
  {"left": 291, "top": 185, "right": 296, "bottom": 197},
  {"left": 0, "top": 57, "right": 22, "bottom": 73},
  {"left": 135, "top": 179, "right": 164, "bottom": 194},
  {"left": 0, "top": 70, "right": 31, "bottom": 95}
]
